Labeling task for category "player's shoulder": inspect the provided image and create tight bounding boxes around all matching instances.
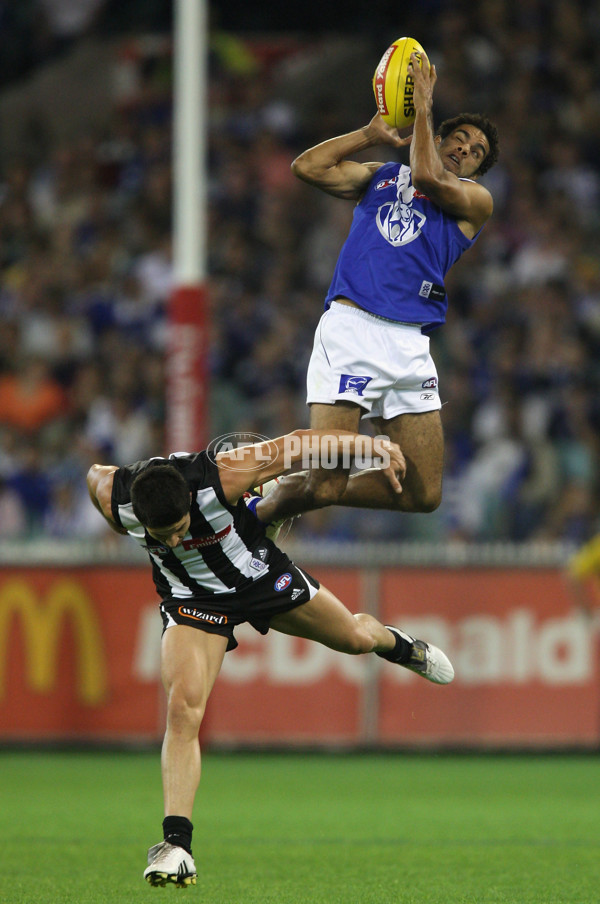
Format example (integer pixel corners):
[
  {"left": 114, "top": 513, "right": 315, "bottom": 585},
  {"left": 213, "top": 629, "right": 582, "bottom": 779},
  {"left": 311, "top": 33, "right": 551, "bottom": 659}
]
[
  {"left": 460, "top": 176, "right": 493, "bottom": 199},
  {"left": 168, "top": 450, "right": 220, "bottom": 492},
  {"left": 168, "top": 450, "right": 212, "bottom": 476},
  {"left": 362, "top": 161, "right": 406, "bottom": 195}
]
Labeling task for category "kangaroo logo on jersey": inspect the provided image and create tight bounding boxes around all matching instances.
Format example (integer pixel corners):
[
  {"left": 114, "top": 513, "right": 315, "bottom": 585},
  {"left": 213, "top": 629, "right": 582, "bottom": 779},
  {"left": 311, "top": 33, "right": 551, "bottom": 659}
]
[
  {"left": 376, "top": 167, "right": 426, "bottom": 247},
  {"left": 339, "top": 374, "right": 372, "bottom": 396},
  {"left": 274, "top": 573, "right": 292, "bottom": 592}
]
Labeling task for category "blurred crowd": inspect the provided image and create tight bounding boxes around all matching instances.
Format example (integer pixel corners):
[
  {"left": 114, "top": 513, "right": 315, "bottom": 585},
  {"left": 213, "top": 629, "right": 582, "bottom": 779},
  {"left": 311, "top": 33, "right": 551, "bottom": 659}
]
[{"left": 1, "top": 0, "right": 600, "bottom": 545}]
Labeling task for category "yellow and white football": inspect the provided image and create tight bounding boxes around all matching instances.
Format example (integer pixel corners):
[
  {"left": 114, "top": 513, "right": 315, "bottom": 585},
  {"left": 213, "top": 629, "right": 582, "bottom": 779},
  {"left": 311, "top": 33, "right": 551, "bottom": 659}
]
[{"left": 372, "top": 36, "right": 426, "bottom": 130}]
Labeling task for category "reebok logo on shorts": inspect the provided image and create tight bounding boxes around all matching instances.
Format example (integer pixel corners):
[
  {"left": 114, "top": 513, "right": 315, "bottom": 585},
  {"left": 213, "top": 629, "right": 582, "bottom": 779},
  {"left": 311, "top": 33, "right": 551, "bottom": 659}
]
[
  {"left": 339, "top": 374, "right": 372, "bottom": 396},
  {"left": 178, "top": 607, "right": 227, "bottom": 625}
]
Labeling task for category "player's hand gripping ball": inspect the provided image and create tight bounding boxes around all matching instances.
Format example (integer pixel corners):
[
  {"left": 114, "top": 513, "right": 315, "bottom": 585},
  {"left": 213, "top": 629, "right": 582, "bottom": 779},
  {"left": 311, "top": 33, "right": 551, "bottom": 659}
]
[{"left": 373, "top": 36, "right": 425, "bottom": 130}]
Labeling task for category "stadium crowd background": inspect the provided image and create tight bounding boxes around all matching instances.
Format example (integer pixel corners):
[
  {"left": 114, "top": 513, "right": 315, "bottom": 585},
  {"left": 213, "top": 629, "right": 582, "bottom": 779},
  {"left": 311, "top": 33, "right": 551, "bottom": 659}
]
[{"left": 0, "top": 0, "right": 600, "bottom": 547}]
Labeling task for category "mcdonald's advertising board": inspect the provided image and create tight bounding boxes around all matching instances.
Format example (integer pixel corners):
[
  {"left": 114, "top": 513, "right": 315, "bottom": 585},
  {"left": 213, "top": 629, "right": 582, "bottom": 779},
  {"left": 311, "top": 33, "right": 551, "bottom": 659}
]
[
  {"left": 0, "top": 565, "right": 598, "bottom": 746},
  {"left": 0, "top": 568, "right": 163, "bottom": 742},
  {"left": 205, "top": 566, "right": 600, "bottom": 747}
]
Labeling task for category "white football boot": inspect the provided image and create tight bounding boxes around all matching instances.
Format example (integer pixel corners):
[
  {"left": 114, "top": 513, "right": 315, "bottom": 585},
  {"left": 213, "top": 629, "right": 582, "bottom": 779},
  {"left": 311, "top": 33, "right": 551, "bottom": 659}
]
[
  {"left": 383, "top": 627, "right": 455, "bottom": 684},
  {"left": 144, "top": 841, "right": 197, "bottom": 888}
]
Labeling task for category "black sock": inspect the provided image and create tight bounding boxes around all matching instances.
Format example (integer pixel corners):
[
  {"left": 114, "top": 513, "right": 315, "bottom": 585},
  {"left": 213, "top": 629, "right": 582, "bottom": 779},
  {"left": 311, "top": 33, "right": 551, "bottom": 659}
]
[
  {"left": 163, "top": 815, "right": 193, "bottom": 855},
  {"left": 376, "top": 627, "right": 413, "bottom": 664}
]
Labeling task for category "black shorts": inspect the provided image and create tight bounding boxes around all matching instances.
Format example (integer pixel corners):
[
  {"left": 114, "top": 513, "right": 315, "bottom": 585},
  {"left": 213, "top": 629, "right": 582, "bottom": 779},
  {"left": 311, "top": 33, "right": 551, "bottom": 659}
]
[{"left": 159, "top": 556, "right": 320, "bottom": 651}]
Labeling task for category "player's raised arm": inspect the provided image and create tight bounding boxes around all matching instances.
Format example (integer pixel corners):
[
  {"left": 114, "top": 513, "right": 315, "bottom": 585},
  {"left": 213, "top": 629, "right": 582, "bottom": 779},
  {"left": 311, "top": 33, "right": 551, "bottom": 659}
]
[
  {"left": 86, "top": 464, "right": 128, "bottom": 534},
  {"left": 408, "top": 52, "right": 493, "bottom": 234},
  {"left": 216, "top": 429, "right": 406, "bottom": 504},
  {"left": 291, "top": 115, "right": 410, "bottom": 200}
]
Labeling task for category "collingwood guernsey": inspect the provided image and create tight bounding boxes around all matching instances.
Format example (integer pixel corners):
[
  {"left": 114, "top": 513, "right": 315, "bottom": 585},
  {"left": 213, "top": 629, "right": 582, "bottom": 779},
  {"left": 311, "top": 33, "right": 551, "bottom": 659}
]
[{"left": 111, "top": 452, "right": 281, "bottom": 601}]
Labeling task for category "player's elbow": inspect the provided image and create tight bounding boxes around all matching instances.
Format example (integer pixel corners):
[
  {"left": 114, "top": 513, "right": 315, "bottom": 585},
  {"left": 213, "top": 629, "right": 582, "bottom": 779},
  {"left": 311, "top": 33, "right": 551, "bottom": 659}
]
[
  {"left": 291, "top": 154, "right": 314, "bottom": 182},
  {"left": 291, "top": 154, "right": 308, "bottom": 178},
  {"left": 411, "top": 168, "right": 440, "bottom": 195},
  {"left": 291, "top": 154, "right": 323, "bottom": 186},
  {"left": 86, "top": 464, "right": 100, "bottom": 491}
]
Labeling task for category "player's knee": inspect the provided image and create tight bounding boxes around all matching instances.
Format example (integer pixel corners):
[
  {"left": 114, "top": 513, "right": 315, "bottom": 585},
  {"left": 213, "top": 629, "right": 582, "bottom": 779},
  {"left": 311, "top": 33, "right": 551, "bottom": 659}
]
[
  {"left": 416, "top": 485, "right": 442, "bottom": 512},
  {"left": 343, "top": 616, "right": 377, "bottom": 655},
  {"left": 405, "top": 483, "right": 442, "bottom": 513},
  {"left": 166, "top": 685, "right": 206, "bottom": 736},
  {"left": 343, "top": 632, "right": 374, "bottom": 655}
]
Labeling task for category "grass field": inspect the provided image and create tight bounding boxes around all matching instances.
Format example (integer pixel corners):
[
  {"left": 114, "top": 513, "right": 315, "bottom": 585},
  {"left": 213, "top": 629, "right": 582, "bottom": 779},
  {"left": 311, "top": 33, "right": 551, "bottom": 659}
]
[{"left": 1, "top": 750, "right": 599, "bottom": 903}]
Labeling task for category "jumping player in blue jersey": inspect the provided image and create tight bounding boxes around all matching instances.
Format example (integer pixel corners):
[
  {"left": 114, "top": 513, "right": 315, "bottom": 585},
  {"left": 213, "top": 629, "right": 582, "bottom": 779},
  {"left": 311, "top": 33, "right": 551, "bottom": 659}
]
[{"left": 258, "top": 51, "right": 499, "bottom": 524}]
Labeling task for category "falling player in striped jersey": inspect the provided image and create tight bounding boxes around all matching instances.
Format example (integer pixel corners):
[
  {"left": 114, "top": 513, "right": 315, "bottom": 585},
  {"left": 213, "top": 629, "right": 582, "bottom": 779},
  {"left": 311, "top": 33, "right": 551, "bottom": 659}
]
[{"left": 87, "top": 427, "right": 454, "bottom": 888}]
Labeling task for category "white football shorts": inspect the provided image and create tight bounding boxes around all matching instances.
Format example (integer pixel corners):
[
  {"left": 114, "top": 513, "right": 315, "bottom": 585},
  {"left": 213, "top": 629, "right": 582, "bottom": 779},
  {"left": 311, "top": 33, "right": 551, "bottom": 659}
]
[{"left": 306, "top": 301, "right": 441, "bottom": 420}]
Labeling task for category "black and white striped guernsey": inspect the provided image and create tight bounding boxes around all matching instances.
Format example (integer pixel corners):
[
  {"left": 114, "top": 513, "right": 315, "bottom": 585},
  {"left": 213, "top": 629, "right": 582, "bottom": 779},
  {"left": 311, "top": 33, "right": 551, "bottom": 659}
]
[{"left": 111, "top": 452, "right": 276, "bottom": 602}]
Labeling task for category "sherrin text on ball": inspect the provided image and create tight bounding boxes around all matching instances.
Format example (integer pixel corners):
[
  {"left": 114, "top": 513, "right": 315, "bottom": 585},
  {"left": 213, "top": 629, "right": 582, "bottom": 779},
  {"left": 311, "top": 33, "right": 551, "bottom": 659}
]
[{"left": 373, "top": 36, "right": 426, "bottom": 130}]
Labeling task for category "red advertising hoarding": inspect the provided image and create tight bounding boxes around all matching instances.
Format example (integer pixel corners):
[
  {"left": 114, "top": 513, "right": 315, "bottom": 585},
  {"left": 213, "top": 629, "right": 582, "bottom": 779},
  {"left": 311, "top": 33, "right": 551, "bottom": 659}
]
[
  {"left": 0, "top": 565, "right": 598, "bottom": 747},
  {"left": 376, "top": 568, "right": 600, "bottom": 747},
  {"left": 0, "top": 568, "right": 163, "bottom": 742}
]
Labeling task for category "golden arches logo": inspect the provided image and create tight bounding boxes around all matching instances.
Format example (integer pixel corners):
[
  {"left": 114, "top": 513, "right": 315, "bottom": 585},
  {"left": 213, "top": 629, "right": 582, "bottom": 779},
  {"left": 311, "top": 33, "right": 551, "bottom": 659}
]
[{"left": 0, "top": 578, "right": 107, "bottom": 705}]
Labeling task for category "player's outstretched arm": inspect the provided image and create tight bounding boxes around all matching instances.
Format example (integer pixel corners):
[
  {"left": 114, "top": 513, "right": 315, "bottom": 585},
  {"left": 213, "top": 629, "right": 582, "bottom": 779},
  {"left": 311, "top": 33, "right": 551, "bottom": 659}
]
[
  {"left": 216, "top": 429, "right": 406, "bottom": 504},
  {"left": 291, "top": 115, "right": 411, "bottom": 200}
]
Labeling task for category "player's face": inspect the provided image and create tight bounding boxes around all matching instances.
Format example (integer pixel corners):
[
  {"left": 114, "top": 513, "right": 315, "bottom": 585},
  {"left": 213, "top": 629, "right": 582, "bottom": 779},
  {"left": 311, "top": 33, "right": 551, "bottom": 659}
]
[
  {"left": 438, "top": 126, "right": 489, "bottom": 178},
  {"left": 146, "top": 513, "right": 191, "bottom": 548}
]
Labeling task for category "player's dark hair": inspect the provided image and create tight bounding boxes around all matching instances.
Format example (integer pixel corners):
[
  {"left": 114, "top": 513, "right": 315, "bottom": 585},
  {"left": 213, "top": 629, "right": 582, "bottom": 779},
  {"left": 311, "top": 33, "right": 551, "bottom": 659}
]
[
  {"left": 131, "top": 464, "right": 190, "bottom": 528},
  {"left": 436, "top": 113, "right": 499, "bottom": 176}
]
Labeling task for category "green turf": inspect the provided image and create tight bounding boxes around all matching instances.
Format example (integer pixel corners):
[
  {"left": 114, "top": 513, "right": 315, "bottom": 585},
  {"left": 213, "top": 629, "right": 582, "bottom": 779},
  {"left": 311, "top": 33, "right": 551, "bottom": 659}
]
[{"left": 0, "top": 750, "right": 599, "bottom": 903}]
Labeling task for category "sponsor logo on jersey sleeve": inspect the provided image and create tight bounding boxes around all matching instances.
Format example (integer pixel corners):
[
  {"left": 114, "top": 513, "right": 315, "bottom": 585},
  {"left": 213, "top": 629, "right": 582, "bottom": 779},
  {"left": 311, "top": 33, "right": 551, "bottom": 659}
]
[{"left": 422, "top": 377, "right": 438, "bottom": 389}]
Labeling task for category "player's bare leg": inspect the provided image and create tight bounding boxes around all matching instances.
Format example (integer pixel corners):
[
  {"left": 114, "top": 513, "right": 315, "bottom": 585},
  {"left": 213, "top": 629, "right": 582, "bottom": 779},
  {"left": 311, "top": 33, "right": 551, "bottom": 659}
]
[
  {"left": 257, "top": 408, "right": 443, "bottom": 522},
  {"left": 270, "top": 584, "right": 453, "bottom": 684},
  {"left": 145, "top": 627, "right": 227, "bottom": 887},
  {"left": 160, "top": 626, "right": 227, "bottom": 818},
  {"left": 340, "top": 410, "right": 444, "bottom": 512},
  {"left": 256, "top": 401, "right": 362, "bottom": 520}
]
